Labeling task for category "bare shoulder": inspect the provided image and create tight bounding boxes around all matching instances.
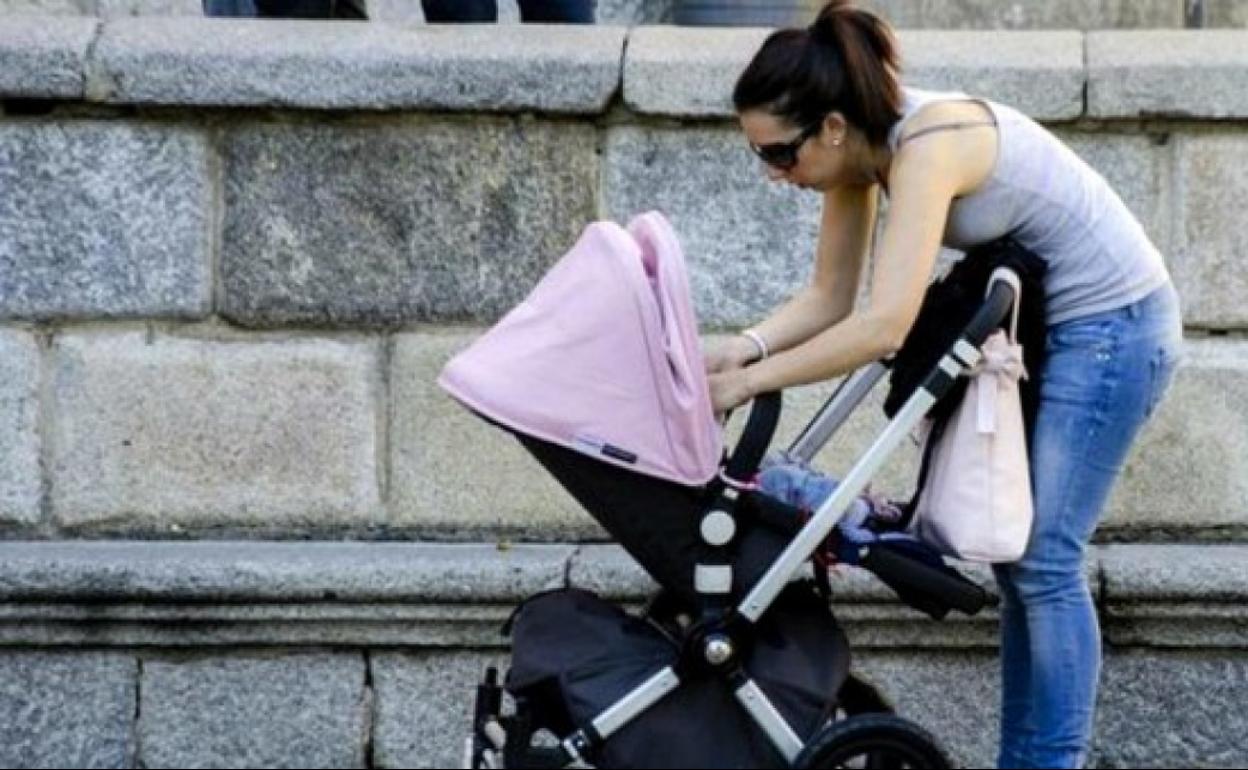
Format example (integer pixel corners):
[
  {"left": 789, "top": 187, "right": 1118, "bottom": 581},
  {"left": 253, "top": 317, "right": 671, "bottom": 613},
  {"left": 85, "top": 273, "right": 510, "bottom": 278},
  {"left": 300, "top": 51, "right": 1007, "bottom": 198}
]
[
  {"left": 893, "top": 100, "right": 999, "bottom": 197},
  {"left": 899, "top": 99, "right": 996, "bottom": 139}
]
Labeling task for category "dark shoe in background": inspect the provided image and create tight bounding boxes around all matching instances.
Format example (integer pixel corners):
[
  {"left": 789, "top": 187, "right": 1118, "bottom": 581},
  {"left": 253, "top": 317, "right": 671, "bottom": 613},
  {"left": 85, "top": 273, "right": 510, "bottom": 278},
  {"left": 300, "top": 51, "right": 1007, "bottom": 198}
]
[
  {"left": 421, "top": 0, "right": 596, "bottom": 23},
  {"left": 254, "top": 0, "right": 366, "bottom": 18},
  {"left": 206, "top": 0, "right": 366, "bottom": 18}
]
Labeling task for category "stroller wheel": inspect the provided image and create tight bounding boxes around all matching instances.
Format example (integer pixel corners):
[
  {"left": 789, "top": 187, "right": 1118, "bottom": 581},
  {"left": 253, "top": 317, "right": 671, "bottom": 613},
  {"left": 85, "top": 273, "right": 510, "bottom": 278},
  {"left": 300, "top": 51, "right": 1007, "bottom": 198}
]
[{"left": 794, "top": 714, "right": 952, "bottom": 769}]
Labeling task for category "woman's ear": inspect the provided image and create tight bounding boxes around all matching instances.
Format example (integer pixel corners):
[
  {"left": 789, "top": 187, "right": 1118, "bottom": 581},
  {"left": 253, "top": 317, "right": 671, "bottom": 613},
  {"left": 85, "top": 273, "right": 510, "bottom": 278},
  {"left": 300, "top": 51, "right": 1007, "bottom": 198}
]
[{"left": 822, "top": 112, "right": 849, "bottom": 146}]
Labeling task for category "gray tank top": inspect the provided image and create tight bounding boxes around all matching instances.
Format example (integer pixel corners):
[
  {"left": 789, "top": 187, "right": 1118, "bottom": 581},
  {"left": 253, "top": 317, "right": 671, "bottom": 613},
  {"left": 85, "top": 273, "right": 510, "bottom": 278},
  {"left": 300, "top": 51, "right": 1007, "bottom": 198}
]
[{"left": 887, "top": 87, "right": 1172, "bottom": 325}]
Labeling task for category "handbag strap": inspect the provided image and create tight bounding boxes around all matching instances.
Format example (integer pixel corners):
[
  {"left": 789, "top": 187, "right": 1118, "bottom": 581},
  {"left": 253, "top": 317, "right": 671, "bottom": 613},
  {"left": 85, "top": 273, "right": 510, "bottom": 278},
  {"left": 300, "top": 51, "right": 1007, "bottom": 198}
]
[{"left": 898, "top": 417, "right": 948, "bottom": 532}]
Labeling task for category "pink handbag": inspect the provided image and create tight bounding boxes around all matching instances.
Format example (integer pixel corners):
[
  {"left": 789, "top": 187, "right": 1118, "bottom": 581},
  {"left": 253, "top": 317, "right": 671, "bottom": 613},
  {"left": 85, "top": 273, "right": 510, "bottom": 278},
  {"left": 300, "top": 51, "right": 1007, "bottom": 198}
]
[{"left": 913, "top": 269, "right": 1034, "bottom": 563}]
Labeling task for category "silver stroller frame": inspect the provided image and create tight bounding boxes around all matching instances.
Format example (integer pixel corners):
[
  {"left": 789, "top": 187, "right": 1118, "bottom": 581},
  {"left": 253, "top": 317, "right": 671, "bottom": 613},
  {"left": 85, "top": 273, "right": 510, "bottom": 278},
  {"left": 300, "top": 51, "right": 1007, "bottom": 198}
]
[{"left": 470, "top": 268, "right": 1021, "bottom": 769}]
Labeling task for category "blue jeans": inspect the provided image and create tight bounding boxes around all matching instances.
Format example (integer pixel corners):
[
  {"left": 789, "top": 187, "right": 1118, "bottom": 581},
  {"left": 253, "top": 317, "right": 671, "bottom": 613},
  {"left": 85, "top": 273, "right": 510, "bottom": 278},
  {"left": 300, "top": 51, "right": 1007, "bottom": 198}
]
[{"left": 994, "top": 283, "right": 1182, "bottom": 768}]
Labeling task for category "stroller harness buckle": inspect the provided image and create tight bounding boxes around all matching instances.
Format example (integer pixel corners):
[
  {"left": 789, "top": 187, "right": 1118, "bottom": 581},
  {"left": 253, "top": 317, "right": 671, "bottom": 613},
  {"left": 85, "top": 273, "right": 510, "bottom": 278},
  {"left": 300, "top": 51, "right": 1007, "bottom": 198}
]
[{"left": 717, "top": 467, "right": 759, "bottom": 492}]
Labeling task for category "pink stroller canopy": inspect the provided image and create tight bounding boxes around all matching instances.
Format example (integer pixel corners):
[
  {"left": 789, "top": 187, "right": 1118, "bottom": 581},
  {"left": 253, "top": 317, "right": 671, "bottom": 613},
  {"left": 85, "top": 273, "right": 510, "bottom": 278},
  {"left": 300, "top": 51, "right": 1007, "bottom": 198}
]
[{"left": 438, "top": 211, "right": 722, "bottom": 486}]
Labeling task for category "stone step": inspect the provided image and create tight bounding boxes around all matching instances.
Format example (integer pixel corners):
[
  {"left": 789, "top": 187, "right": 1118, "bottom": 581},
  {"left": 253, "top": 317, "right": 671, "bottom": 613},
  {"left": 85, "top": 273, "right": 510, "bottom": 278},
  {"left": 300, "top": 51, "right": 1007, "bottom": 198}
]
[
  {"left": 0, "top": 540, "right": 1243, "bottom": 768},
  {"left": 0, "top": 540, "right": 1241, "bottom": 648}
]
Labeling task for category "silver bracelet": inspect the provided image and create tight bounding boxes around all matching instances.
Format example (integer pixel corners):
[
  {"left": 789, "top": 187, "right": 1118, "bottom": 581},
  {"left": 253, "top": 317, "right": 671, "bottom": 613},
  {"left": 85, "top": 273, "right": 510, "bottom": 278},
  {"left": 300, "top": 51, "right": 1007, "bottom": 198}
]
[{"left": 741, "top": 329, "right": 769, "bottom": 361}]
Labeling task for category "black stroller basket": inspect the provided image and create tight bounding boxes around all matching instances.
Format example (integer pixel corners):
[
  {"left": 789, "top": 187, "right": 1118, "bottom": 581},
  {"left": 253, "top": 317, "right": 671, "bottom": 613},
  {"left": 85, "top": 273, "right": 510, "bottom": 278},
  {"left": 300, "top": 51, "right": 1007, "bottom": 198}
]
[{"left": 467, "top": 270, "right": 1023, "bottom": 769}]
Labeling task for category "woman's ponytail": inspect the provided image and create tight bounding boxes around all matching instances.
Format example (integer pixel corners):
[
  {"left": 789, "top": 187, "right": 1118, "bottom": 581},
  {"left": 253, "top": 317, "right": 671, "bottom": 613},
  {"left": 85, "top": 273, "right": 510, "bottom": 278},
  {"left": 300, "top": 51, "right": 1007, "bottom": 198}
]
[
  {"left": 809, "top": 1, "right": 902, "bottom": 145},
  {"left": 733, "top": 1, "right": 902, "bottom": 147}
]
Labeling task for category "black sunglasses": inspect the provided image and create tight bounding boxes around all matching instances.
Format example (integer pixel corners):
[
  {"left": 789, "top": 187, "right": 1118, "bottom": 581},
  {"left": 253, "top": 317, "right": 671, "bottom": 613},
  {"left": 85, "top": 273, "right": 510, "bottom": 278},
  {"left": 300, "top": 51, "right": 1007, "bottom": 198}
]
[{"left": 749, "top": 119, "right": 824, "bottom": 171}]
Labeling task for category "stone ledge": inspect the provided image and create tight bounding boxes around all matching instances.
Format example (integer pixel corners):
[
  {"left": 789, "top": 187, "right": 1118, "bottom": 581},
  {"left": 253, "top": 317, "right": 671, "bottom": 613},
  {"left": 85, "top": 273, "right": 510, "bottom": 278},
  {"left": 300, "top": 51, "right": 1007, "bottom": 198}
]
[
  {"left": 624, "top": 28, "right": 1085, "bottom": 120},
  {"left": 1101, "top": 544, "right": 1248, "bottom": 647},
  {"left": 1101, "top": 543, "right": 1248, "bottom": 602},
  {"left": 0, "top": 601, "right": 520, "bottom": 647},
  {"left": 622, "top": 26, "right": 770, "bottom": 117},
  {"left": 0, "top": 541, "right": 571, "bottom": 602},
  {"left": 0, "top": 541, "right": 1241, "bottom": 649},
  {"left": 1088, "top": 31, "right": 1248, "bottom": 119},
  {"left": 88, "top": 18, "right": 625, "bottom": 112},
  {"left": 6, "top": 22, "right": 1246, "bottom": 121},
  {"left": 899, "top": 30, "right": 1084, "bottom": 120},
  {"left": 0, "top": 16, "right": 96, "bottom": 100},
  {"left": 860, "top": 0, "right": 1188, "bottom": 30}
]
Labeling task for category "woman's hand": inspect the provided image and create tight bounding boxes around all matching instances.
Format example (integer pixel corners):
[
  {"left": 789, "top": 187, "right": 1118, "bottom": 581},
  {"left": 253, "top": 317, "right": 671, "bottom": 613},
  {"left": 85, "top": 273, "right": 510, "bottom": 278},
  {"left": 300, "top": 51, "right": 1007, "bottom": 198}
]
[
  {"left": 708, "top": 367, "right": 757, "bottom": 416},
  {"left": 703, "top": 335, "right": 760, "bottom": 375}
]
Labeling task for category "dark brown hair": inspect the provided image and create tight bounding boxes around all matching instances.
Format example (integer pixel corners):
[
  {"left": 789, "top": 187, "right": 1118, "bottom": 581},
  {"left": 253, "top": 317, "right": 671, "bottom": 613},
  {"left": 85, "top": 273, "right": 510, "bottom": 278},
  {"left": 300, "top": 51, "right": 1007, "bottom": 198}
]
[{"left": 732, "top": 0, "right": 903, "bottom": 147}]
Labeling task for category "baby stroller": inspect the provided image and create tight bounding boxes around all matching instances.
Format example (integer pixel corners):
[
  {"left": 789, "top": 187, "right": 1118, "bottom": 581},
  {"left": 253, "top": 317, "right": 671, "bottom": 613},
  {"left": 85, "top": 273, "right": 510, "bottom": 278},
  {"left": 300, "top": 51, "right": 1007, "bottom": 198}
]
[{"left": 440, "top": 212, "right": 1024, "bottom": 769}]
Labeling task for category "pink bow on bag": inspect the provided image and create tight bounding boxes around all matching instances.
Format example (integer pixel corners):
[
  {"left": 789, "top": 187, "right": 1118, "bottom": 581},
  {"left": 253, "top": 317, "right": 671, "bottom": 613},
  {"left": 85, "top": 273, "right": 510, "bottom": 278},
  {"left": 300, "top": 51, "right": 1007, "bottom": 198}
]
[{"left": 970, "top": 333, "right": 1028, "bottom": 435}]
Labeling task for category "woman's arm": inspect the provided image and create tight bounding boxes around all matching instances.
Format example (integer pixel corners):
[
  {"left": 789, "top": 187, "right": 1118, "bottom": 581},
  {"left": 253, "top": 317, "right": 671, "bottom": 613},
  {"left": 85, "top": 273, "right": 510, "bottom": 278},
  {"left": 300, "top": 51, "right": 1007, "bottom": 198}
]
[
  {"left": 710, "top": 135, "right": 970, "bottom": 411},
  {"left": 747, "top": 183, "right": 878, "bottom": 354}
]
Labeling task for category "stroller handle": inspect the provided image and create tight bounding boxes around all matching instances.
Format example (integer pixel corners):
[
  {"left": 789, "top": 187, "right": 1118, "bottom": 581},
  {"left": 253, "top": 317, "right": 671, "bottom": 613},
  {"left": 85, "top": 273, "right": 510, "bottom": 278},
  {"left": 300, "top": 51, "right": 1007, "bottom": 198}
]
[{"left": 961, "top": 269, "right": 1021, "bottom": 349}]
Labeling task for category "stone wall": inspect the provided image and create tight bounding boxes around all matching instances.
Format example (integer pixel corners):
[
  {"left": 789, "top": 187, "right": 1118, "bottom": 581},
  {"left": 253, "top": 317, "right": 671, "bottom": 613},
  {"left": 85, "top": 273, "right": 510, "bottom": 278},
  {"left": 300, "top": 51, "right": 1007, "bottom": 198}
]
[
  {"left": 4, "top": 19, "right": 1247, "bottom": 538},
  {"left": 1, "top": 17, "right": 1247, "bottom": 768}
]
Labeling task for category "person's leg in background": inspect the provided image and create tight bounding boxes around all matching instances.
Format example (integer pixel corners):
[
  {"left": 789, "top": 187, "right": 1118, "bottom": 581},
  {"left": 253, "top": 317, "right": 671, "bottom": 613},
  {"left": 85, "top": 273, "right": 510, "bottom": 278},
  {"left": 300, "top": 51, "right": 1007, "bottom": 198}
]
[
  {"left": 203, "top": 0, "right": 257, "bottom": 16},
  {"left": 518, "top": 0, "right": 595, "bottom": 22},
  {"left": 993, "top": 286, "right": 1182, "bottom": 769},
  {"left": 421, "top": 0, "right": 498, "bottom": 21},
  {"left": 254, "top": 0, "right": 333, "bottom": 16}
]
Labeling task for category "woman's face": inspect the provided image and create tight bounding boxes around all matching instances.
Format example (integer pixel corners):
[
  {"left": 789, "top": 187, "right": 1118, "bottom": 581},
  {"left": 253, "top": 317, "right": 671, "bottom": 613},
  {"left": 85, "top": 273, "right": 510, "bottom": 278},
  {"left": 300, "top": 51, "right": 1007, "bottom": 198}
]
[{"left": 738, "top": 109, "right": 852, "bottom": 192}]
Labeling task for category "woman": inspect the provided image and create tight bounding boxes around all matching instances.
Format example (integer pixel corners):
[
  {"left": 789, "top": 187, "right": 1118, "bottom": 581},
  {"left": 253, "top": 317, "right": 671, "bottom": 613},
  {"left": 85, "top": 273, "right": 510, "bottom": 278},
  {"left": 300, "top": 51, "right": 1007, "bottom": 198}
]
[{"left": 705, "top": 2, "right": 1183, "bottom": 767}]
